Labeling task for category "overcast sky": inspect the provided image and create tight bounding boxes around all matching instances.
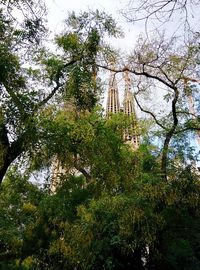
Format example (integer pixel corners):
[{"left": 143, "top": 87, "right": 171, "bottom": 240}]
[
  {"left": 46, "top": 0, "right": 200, "bottom": 50},
  {"left": 46, "top": 0, "right": 144, "bottom": 51}
]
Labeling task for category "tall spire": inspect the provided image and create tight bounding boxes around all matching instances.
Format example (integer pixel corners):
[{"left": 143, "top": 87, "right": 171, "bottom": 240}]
[
  {"left": 123, "top": 70, "right": 136, "bottom": 116},
  {"left": 123, "top": 70, "right": 140, "bottom": 149},
  {"left": 106, "top": 65, "right": 120, "bottom": 116}
]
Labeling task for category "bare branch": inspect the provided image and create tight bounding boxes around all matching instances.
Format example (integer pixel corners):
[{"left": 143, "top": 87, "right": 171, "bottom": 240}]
[
  {"left": 121, "top": 0, "right": 200, "bottom": 38},
  {"left": 161, "top": 85, "right": 179, "bottom": 180},
  {"left": 97, "top": 64, "right": 176, "bottom": 90},
  {"left": 175, "top": 126, "right": 200, "bottom": 134},
  {"left": 134, "top": 87, "right": 167, "bottom": 130}
]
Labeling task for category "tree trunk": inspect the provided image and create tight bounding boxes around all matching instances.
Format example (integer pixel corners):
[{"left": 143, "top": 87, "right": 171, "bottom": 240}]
[
  {"left": 0, "top": 161, "right": 10, "bottom": 183},
  {"left": 0, "top": 151, "right": 19, "bottom": 183},
  {"left": 0, "top": 135, "right": 25, "bottom": 184}
]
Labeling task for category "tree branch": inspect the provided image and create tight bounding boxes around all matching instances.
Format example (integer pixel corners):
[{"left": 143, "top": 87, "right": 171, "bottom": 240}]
[
  {"left": 74, "top": 165, "right": 92, "bottom": 181},
  {"left": 35, "top": 58, "right": 78, "bottom": 110},
  {"left": 73, "top": 153, "right": 92, "bottom": 181},
  {"left": 161, "top": 86, "right": 179, "bottom": 180},
  {"left": 134, "top": 91, "right": 167, "bottom": 130},
  {"left": 97, "top": 64, "right": 176, "bottom": 90}
]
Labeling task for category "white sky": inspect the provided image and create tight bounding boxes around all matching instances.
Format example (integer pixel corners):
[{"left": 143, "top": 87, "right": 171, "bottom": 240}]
[
  {"left": 46, "top": 0, "right": 200, "bottom": 48},
  {"left": 46, "top": 0, "right": 144, "bottom": 51}
]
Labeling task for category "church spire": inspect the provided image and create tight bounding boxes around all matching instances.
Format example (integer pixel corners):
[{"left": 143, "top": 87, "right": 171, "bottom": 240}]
[
  {"left": 123, "top": 70, "right": 140, "bottom": 149},
  {"left": 106, "top": 65, "right": 120, "bottom": 116},
  {"left": 123, "top": 70, "right": 136, "bottom": 116}
]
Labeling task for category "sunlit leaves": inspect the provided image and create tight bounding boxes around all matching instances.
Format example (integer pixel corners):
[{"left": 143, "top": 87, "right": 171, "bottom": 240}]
[{"left": 56, "top": 33, "right": 81, "bottom": 53}]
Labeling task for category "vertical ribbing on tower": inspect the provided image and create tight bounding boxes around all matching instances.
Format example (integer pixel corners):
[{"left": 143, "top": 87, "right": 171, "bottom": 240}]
[
  {"left": 123, "top": 70, "right": 140, "bottom": 149},
  {"left": 106, "top": 68, "right": 120, "bottom": 117}
]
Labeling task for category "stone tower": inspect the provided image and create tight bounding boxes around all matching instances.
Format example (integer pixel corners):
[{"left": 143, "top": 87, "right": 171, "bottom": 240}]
[
  {"left": 106, "top": 68, "right": 120, "bottom": 116},
  {"left": 123, "top": 70, "right": 140, "bottom": 149},
  {"left": 106, "top": 68, "right": 140, "bottom": 149}
]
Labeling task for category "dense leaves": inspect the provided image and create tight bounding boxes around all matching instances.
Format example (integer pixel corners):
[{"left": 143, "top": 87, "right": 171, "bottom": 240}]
[
  {"left": 1, "top": 1, "right": 200, "bottom": 269},
  {"left": 1, "top": 154, "right": 200, "bottom": 269},
  {"left": 0, "top": 3, "right": 120, "bottom": 182}
]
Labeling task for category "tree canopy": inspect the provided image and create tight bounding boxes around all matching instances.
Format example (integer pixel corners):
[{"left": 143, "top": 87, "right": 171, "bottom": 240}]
[{"left": 0, "top": 0, "right": 200, "bottom": 269}]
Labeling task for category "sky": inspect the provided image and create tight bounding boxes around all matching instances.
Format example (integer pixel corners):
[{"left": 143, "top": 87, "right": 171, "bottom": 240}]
[
  {"left": 46, "top": 0, "right": 200, "bottom": 48},
  {"left": 46, "top": 0, "right": 144, "bottom": 51}
]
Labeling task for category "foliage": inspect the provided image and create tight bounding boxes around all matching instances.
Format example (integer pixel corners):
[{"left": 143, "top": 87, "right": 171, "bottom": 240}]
[
  {"left": 0, "top": 169, "right": 44, "bottom": 269},
  {"left": 1, "top": 150, "right": 200, "bottom": 269},
  {"left": 0, "top": 2, "right": 121, "bottom": 183},
  {"left": 0, "top": 1, "right": 200, "bottom": 269}
]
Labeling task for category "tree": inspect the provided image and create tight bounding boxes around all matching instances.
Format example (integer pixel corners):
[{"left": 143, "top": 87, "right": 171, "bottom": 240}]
[
  {"left": 1, "top": 135, "right": 199, "bottom": 269},
  {"left": 0, "top": 0, "right": 47, "bottom": 183},
  {"left": 119, "top": 0, "right": 200, "bottom": 153},
  {"left": 1, "top": 2, "right": 200, "bottom": 269},
  {"left": 121, "top": 0, "right": 200, "bottom": 37},
  {"left": 0, "top": 168, "right": 44, "bottom": 269},
  {"left": 0, "top": 2, "right": 121, "bottom": 183},
  {"left": 97, "top": 32, "right": 200, "bottom": 180}
]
